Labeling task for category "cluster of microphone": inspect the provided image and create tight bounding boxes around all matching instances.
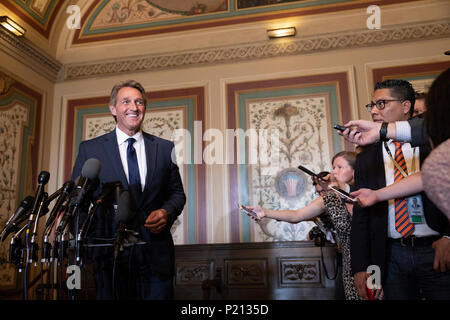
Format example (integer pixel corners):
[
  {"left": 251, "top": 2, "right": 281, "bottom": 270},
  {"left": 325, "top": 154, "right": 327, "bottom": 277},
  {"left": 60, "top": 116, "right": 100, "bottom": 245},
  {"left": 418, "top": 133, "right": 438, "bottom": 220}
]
[{"left": 0, "top": 158, "right": 131, "bottom": 274}]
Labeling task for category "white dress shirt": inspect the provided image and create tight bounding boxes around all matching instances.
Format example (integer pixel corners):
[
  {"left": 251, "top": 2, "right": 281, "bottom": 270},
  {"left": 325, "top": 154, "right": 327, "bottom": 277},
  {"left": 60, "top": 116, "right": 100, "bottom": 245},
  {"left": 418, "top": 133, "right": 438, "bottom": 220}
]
[
  {"left": 115, "top": 127, "right": 147, "bottom": 192},
  {"left": 382, "top": 140, "right": 439, "bottom": 238}
]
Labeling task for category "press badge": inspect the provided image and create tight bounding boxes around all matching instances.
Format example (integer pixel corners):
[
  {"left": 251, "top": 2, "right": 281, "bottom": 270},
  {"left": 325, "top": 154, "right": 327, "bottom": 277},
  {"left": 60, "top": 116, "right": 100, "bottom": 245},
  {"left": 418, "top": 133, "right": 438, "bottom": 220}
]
[{"left": 408, "top": 195, "right": 425, "bottom": 224}]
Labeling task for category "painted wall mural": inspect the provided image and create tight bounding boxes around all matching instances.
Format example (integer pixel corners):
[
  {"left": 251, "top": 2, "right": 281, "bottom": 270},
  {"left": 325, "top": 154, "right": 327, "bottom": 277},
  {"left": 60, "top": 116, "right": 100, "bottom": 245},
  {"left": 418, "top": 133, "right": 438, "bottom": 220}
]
[
  {"left": 0, "top": 71, "right": 42, "bottom": 290},
  {"left": 226, "top": 72, "right": 354, "bottom": 243},
  {"left": 73, "top": 0, "right": 418, "bottom": 43},
  {"left": 247, "top": 96, "right": 332, "bottom": 242}
]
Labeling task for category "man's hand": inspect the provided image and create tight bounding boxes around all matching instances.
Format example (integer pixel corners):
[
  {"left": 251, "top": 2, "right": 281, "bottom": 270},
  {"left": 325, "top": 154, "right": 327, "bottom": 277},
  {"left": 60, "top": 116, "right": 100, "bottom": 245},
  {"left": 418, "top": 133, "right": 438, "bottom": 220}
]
[
  {"left": 432, "top": 237, "right": 450, "bottom": 272},
  {"left": 145, "top": 209, "right": 169, "bottom": 233},
  {"left": 354, "top": 271, "right": 369, "bottom": 300},
  {"left": 351, "top": 188, "right": 380, "bottom": 207},
  {"left": 338, "top": 120, "right": 381, "bottom": 146}
]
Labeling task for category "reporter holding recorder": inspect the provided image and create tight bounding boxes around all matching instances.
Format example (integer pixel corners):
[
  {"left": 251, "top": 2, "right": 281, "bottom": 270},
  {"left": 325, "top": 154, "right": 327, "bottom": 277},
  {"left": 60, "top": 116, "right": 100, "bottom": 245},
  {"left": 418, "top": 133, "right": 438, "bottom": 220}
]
[
  {"left": 342, "top": 75, "right": 450, "bottom": 300},
  {"left": 246, "top": 151, "right": 373, "bottom": 300}
]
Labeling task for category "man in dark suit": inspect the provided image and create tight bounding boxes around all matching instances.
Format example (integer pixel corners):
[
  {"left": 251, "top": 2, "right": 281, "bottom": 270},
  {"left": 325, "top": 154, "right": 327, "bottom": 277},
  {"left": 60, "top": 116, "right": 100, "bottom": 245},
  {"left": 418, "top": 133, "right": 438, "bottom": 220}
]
[
  {"left": 71, "top": 80, "right": 186, "bottom": 299},
  {"left": 350, "top": 79, "right": 450, "bottom": 300}
]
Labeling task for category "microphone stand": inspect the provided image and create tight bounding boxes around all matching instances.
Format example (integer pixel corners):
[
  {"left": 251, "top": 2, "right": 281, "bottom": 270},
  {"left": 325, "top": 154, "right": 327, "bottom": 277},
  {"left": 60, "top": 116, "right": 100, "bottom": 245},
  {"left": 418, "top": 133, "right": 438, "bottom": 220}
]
[{"left": 28, "top": 192, "right": 48, "bottom": 266}]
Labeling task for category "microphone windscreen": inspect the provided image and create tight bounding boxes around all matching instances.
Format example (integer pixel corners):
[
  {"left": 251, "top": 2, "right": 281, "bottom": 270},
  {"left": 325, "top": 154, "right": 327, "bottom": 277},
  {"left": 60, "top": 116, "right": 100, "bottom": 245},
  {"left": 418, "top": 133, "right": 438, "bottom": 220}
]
[
  {"left": 115, "top": 191, "right": 130, "bottom": 224},
  {"left": 21, "top": 195, "right": 35, "bottom": 209},
  {"left": 81, "top": 158, "right": 101, "bottom": 179},
  {"left": 38, "top": 171, "right": 50, "bottom": 184},
  {"left": 63, "top": 180, "right": 75, "bottom": 193}
]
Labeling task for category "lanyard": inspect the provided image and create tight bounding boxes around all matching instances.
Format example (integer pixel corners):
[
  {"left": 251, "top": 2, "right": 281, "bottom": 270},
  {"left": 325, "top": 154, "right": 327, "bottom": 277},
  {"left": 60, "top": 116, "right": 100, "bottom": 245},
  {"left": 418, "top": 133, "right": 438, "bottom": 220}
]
[{"left": 383, "top": 141, "right": 417, "bottom": 178}]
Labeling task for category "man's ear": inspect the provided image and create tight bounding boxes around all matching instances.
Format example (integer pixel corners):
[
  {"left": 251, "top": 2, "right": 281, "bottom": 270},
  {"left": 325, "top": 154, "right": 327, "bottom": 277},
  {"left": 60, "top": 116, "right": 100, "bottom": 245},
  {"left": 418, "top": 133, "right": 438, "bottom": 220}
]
[
  {"left": 402, "top": 100, "right": 412, "bottom": 116},
  {"left": 109, "top": 104, "right": 116, "bottom": 116}
]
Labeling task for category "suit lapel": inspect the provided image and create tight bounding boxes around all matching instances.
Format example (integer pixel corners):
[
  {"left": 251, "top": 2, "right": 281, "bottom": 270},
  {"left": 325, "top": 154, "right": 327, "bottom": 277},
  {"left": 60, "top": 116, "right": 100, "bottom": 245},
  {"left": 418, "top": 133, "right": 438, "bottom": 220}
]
[
  {"left": 143, "top": 132, "right": 158, "bottom": 196},
  {"left": 102, "top": 131, "right": 129, "bottom": 189},
  {"left": 374, "top": 141, "right": 387, "bottom": 189}
]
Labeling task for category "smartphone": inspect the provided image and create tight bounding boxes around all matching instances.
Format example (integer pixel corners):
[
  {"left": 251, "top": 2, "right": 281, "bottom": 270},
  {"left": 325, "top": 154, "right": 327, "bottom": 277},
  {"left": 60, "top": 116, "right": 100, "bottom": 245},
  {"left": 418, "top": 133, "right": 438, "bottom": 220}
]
[
  {"left": 333, "top": 123, "right": 359, "bottom": 134},
  {"left": 328, "top": 186, "right": 358, "bottom": 203},
  {"left": 238, "top": 204, "right": 260, "bottom": 220},
  {"left": 297, "top": 165, "right": 357, "bottom": 203},
  {"left": 333, "top": 124, "right": 348, "bottom": 132}
]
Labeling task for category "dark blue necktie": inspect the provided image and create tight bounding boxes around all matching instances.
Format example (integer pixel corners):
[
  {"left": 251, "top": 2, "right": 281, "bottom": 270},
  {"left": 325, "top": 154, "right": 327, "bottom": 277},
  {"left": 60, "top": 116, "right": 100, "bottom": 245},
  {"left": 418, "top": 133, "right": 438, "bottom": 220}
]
[{"left": 127, "top": 138, "right": 142, "bottom": 201}]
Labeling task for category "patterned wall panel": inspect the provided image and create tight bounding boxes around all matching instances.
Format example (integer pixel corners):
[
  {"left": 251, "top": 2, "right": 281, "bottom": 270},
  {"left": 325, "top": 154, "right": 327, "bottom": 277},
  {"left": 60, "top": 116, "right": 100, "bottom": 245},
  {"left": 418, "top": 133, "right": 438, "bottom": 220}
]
[
  {"left": 175, "top": 260, "right": 214, "bottom": 286},
  {"left": 278, "top": 257, "right": 322, "bottom": 287},
  {"left": 0, "top": 71, "right": 42, "bottom": 290},
  {"left": 225, "top": 258, "right": 268, "bottom": 287},
  {"left": 64, "top": 87, "right": 206, "bottom": 244},
  {"left": 226, "top": 72, "right": 354, "bottom": 243}
]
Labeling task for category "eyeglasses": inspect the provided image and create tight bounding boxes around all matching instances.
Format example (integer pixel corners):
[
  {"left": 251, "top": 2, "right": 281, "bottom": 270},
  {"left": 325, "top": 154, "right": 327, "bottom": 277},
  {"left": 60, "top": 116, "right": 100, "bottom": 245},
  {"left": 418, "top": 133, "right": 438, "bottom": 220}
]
[
  {"left": 365, "top": 99, "right": 403, "bottom": 112},
  {"left": 120, "top": 98, "right": 145, "bottom": 106}
]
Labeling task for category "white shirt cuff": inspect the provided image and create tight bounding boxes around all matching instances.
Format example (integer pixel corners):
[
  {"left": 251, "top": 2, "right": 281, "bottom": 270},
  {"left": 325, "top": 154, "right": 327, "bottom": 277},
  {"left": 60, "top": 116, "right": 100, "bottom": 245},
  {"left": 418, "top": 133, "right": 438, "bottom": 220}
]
[{"left": 395, "top": 121, "right": 412, "bottom": 142}]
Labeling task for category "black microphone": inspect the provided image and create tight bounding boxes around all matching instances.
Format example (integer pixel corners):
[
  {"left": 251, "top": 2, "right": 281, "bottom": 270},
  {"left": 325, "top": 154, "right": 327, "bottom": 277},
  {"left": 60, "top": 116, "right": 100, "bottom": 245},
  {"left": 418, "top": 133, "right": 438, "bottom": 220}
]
[
  {"left": 43, "top": 180, "right": 75, "bottom": 234},
  {"left": 57, "top": 158, "right": 101, "bottom": 235},
  {"left": 114, "top": 191, "right": 130, "bottom": 260},
  {"left": 27, "top": 171, "right": 50, "bottom": 228},
  {"left": 77, "top": 181, "right": 122, "bottom": 241},
  {"left": 1, "top": 195, "right": 34, "bottom": 242}
]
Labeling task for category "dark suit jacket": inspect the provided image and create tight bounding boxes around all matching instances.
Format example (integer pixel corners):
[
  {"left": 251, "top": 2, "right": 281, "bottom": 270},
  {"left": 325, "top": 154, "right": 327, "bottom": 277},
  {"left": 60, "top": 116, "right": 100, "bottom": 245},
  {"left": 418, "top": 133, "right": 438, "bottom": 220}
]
[
  {"left": 350, "top": 141, "right": 450, "bottom": 282},
  {"left": 71, "top": 130, "right": 186, "bottom": 280},
  {"left": 408, "top": 116, "right": 428, "bottom": 147}
]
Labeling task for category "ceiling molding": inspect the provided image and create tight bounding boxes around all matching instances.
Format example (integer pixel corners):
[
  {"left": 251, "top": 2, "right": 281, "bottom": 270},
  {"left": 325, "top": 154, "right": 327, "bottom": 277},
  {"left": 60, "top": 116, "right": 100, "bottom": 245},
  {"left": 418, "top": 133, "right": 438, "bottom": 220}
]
[
  {"left": 62, "top": 19, "right": 450, "bottom": 81},
  {"left": 1, "top": 18, "right": 448, "bottom": 83},
  {"left": 0, "top": 27, "right": 62, "bottom": 82}
]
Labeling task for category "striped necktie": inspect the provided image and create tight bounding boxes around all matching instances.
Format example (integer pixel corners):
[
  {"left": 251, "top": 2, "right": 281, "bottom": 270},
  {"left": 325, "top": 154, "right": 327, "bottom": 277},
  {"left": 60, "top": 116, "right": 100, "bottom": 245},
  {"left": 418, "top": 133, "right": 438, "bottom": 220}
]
[{"left": 393, "top": 141, "right": 414, "bottom": 237}]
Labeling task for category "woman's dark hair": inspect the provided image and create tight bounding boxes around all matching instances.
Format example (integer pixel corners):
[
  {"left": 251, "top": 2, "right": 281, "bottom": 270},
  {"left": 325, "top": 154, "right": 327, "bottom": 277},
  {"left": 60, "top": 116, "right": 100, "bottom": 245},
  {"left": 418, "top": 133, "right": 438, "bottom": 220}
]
[
  {"left": 374, "top": 79, "right": 415, "bottom": 117},
  {"left": 425, "top": 68, "right": 450, "bottom": 146}
]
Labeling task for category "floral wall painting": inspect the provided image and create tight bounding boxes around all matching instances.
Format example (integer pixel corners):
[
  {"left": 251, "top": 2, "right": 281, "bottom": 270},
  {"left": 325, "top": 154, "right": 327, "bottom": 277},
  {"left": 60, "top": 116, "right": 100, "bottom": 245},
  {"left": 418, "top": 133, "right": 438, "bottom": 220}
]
[
  {"left": 75, "top": 0, "right": 406, "bottom": 43},
  {"left": 91, "top": 0, "right": 229, "bottom": 28},
  {"left": 227, "top": 72, "right": 353, "bottom": 243},
  {"left": 0, "top": 72, "right": 42, "bottom": 290}
]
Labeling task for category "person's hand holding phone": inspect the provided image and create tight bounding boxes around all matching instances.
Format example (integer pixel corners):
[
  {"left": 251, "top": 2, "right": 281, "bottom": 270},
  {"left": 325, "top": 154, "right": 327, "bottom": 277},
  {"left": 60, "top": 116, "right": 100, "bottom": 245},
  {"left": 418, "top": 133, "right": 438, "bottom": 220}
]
[{"left": 241, "top": 205, "right": 265, "bottom": 220}]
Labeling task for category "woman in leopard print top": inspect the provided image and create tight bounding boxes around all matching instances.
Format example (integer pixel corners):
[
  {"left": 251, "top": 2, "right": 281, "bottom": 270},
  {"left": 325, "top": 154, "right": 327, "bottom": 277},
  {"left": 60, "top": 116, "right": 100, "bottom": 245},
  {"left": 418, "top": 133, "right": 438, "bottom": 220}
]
[{"left": 248, "top": 151, "right": 364, "bottom": 300}]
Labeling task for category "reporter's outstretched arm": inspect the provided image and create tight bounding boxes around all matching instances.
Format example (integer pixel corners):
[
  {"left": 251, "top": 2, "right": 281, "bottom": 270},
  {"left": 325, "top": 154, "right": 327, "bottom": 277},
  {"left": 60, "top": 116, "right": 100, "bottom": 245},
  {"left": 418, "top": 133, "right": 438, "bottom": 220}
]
[
  {"left": 246, "top": 197, "right": 326, "bottom": 223},
  {"left": 351, "top": 172, "right": 423, "bottom": 207}
]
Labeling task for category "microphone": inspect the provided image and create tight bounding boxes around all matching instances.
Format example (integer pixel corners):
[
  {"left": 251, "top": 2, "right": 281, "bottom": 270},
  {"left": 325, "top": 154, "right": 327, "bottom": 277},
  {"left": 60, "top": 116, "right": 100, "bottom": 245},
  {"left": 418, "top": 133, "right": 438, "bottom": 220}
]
[
  {"left": 114, "top": 191, "right": 130, "bottom": 260},
  {"left": 77, "top": 181, "right": 122, "bottom": 240},
  {"left": 27, "top": 171, "right": 50, "bottom": 227},
  {"left": 57, "top": 158, "right": 101, "bottom": 235},
  {"left": 43, "top": 180, "right": 75, "bottom": 234},
  {"left": 1, "top": 195, "right": 34, "bottom": 242},
  {"left": 40, "top": 180, "right": 75, "bottom": 264}
]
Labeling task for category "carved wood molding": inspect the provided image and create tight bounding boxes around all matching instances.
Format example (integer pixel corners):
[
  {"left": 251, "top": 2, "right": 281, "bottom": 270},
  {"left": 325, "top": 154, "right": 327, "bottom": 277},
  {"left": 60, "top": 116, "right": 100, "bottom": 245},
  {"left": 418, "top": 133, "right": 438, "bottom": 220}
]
[{"left": 63, "top": 19, "right": 450, "bottom": 81}]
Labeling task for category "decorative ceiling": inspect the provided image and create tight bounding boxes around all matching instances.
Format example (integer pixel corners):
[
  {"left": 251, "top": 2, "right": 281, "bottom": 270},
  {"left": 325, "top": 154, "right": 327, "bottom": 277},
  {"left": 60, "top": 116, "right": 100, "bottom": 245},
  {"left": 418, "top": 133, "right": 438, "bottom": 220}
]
[
  {"left": 2, "top": 0, "right": 420, "bottom": 42},
  {"left": 73, "top": 0, "right": 416, "bottom": 43},
  {"left": 2, "top": 0, "right": 63, "bottom": 38}
]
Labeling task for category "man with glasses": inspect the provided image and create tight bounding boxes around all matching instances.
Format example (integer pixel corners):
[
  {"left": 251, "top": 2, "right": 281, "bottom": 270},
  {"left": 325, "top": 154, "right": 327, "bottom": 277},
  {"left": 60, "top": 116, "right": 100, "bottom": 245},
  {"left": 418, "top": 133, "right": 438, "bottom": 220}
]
[
  {"left": 71, "top": 80, "right": 186, "bottom": 299},
  {"left": 349, "top": 79, "right": 449, "bottom": 300}
]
